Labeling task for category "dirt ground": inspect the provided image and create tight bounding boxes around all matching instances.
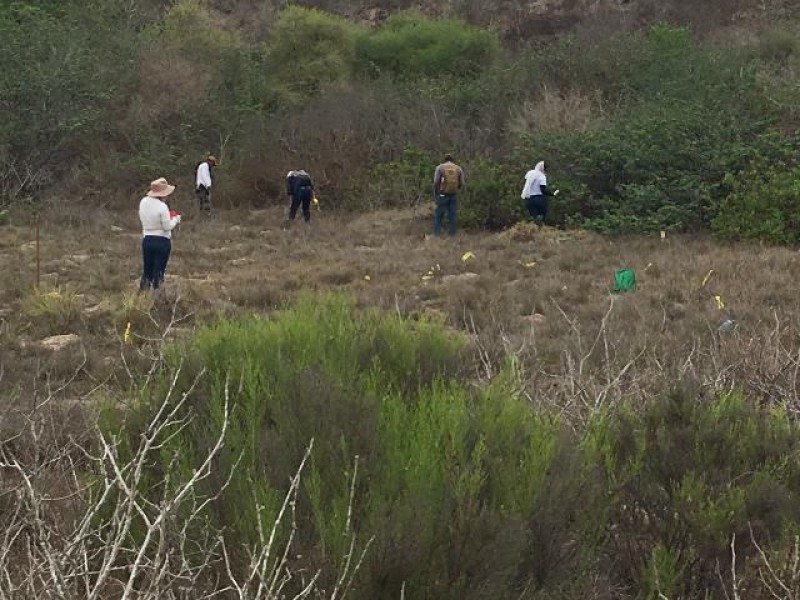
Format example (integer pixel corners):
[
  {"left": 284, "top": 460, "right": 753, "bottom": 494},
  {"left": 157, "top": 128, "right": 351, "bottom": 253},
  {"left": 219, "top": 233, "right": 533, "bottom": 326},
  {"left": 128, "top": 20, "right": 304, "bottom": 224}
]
[{"left": 3, "top": 203, "right": 800, "bottom": 422}]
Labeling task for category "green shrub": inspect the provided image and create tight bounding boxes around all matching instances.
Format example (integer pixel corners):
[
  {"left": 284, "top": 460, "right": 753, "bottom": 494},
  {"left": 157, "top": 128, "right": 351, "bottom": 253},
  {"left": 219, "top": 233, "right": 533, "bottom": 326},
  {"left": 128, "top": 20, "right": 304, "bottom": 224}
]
[
  {"left": 266, "top": 6, "right": 360, "bottom": 98},
  {"left": 356, "top": 11, "right": 499, "bottom": 79},
  {"left": 713, "top": 165, "right": 800, "bottom": 244},
  {"left": 458, "top": 159, "right": 524, "bottom": 231},
  {"left": 108, "top": 296, "right": 602, "bottom": 597},
  {"left": 588, "top": 387, "right": 800, "bottom": 596},
  {"left": 22, "top": 285, "right": 82, "bottom": 333},
  {"left": 104, "top": 297, "right": 800, "bottom": 597},
  {"left": 353, "top": 144, "right": 436, "bottom": 211},
  {"left": 0, "top": 2, "right": 137, "bottom": 198}
]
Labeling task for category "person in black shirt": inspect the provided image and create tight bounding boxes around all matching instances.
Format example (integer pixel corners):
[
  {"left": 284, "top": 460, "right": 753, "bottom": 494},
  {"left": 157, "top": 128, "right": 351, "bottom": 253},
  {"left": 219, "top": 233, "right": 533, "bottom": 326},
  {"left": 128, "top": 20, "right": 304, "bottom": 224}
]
[{"left": 283, "top": 169, "right": 315, "bottom": 233}]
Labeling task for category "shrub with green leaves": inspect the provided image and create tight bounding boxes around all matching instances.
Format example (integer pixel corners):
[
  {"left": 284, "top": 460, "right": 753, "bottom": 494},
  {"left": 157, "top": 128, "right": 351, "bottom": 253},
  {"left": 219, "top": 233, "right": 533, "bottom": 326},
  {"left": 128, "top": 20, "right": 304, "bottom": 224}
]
[
  {"left": 355, "top": 144, "right": 436, "bottom": 211},
  {"left": 713, "top": 165, "right": 800, "bottom": 244},
  {"left": 588, "top": 388, "right": 800, "bottom": 596},
  {"left": 458, "top": 158, "right": 525, "bottom": 231},
  {"left": 104, "top": 297, "right": 800, "bottom": 597},
  {"left": 0, "top": 2, "right": 138, "bottom": 197},
  {"left": 107, "top": 296, "right": 602, "bottom": 597},
  {"left": 356, "top": 11, "right": 499, "bottom": 79},
  {"left": 266, "top": 6, "right": 360, "bottom": 98}
]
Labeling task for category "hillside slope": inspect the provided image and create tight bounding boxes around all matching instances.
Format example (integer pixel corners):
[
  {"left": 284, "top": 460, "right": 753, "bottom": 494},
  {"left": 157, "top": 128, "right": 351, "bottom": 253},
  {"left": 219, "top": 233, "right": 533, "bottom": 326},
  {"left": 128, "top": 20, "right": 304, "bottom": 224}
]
[{"left": 209, "top": 0, "right": 798, "bottom": 38}]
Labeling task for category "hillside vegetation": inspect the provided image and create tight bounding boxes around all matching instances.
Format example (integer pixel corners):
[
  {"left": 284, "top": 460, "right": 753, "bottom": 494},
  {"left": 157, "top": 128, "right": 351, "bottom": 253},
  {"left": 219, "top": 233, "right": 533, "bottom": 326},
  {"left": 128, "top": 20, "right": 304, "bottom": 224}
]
[{"left": 3, "top": 0, "right": 800, "bottom": 240}]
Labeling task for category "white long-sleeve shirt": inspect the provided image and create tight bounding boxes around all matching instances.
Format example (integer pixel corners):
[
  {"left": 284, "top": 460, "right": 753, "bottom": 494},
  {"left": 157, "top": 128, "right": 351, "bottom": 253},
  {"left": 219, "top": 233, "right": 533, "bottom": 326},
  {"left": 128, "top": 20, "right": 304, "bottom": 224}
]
[
  {"left": 196, "top": 162, "right": 212, "bottom": 189},
  {"left": 521, "top": 169, "right": 547, "bottom": 199},
  {"left": 139, "top": 196, "right": 179, "bottom": 239}
]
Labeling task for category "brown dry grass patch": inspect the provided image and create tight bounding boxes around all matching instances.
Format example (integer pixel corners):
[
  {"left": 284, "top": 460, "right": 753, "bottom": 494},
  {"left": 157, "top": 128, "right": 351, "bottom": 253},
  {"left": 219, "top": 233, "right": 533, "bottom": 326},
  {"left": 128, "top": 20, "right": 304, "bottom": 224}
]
[{"left": 2, "top": 203, "right": 800, "bottom": 423}]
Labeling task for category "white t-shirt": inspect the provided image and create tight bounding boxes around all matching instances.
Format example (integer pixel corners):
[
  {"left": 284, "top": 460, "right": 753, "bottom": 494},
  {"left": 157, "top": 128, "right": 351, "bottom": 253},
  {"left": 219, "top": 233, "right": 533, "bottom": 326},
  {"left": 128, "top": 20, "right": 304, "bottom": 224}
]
[
  {"left": 521, "top": 170, "right": 547, "bottom": 199},
  {"left": 196, "top": 162, "right": 212, "bottom": 189},
  {"left": 139, "top": 196, "right": 179, "bottom": 239}
]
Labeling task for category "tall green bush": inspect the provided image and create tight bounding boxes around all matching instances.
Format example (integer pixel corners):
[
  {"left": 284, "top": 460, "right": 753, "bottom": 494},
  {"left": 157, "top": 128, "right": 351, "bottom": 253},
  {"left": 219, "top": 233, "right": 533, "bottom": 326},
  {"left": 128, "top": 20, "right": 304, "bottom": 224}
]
[
  {"left": 107, "top": 296, "right": 599, "bottom": 596},
  {"left": 0, "top": 1, "right": 138, "bottom": 196},
  {"left": 713, "top": 164, "right": 800, "bottom": 244},
  {"left": 104, "top": 298, "right": 800, "bottom": 597},
  {"left": 356, "top": 11, "right": 500, "bottom": 79},
  {"left": 266, "top": 6, "right": 360, "bottom": 99},
  {"left": 588, "top": 388, "right": 800, "bottom": 596}
]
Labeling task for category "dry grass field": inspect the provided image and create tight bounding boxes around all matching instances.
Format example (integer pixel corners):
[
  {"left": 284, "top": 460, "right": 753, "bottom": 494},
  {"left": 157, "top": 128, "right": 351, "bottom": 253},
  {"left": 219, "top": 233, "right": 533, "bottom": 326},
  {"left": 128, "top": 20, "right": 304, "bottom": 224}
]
[{"left": 3, "top": 200, "right": 800, "bottom": 423}]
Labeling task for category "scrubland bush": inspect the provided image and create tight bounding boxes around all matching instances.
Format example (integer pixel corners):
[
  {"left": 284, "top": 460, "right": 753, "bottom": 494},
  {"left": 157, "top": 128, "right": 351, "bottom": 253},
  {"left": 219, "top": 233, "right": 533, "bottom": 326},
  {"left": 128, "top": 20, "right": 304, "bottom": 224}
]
[
  {"left": 100, "top": 296, "right": 800, "bottom": 598},
  {"left": 713, "top": 165, "right": 800, "bottom": 244},
  {"left": 22, "top": 286, "right": 83, "bottom": 334},
  {"left": 590, "top": 387, "right": 800, "bottom": 597},
  {"left": 355, "top": 11, "right": 500, "bottom": 79},
  {"left": 266, "top": 6, "right": 361, "bottom": 99}
]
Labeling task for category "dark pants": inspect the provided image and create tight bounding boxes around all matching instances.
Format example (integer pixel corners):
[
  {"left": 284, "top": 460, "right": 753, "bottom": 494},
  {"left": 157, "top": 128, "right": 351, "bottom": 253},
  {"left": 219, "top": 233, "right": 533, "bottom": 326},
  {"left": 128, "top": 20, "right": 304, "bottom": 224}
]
[
  {"left": 434, "top": 194, "right": 457, "bottom": 235},
  {"left": 196, "top": 186, "right": 211, "bottom": 214},
  {"left": 140, "top": 236, "right": 171, "bottom": 291},
  {"left": 288, "top": 185, "right": 313, "bottom": 222},
  {"left": 525, "top": 195, "right": 548, "bottom": 224}
]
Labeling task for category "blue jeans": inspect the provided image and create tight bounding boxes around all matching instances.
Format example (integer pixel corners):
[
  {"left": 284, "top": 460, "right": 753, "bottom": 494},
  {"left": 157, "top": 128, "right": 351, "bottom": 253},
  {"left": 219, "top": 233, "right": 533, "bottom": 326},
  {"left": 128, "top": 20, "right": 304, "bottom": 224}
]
[
  {"left": 140, "top": 236, "right": 171, "bottom": 290},
  {"left": 434, "top": 194, "right": 457, "bottom": 235},
  {"left": 288, "top": 185, "right": 313, "bottom": 222}
]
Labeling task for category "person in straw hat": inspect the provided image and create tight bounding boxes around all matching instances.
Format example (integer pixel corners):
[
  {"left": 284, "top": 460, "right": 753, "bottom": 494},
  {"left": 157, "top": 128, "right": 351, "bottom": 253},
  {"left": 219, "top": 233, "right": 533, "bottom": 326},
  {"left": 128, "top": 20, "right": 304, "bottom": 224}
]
[
  {"left": 139, "top": 177, "right": 181, "bottom": 292},
  {"left": 195, "top": 154, "right": 217, "bottom": 215}
]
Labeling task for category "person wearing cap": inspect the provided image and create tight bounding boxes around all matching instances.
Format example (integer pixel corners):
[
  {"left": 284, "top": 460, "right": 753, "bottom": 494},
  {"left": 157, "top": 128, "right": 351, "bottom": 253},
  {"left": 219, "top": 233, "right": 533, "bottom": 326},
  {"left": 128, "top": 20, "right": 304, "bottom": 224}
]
[
  {"left": 195, "top": 155, "right": 217, "bottom": 214},
  {"left": 139, "top": 177, "right": 181, "bottom": 292},
  {"left": 283, "top": 169, "right": 315, "bottom": 233},
  {"left": 433, "top": 153, "right": 464, "bottom": 236}
]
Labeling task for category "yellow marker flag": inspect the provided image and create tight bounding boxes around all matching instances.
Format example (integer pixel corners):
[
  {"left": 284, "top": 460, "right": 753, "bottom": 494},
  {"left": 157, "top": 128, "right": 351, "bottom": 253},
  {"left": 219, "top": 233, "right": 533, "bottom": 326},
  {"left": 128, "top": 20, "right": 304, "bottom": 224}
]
[
  {"left": 364, "top": 275, "right": 371, "bottom": 281},
  {"left": 702, "top": 270, "right": 714, "bottom": 288},
  {"left": 461, "top": 251, "right": 476, "bottom": 262},
  {"left": 660, "top": 230, "right": 666, "bottom": 240},
  {"left": 522, "top": 261, "right": 536, "bottom": 269},
  {"left": 124, "top": 322, "right": 132, "bottom": 344},
  {"left": 714, "top": 295, "right": 725, "bottom": 311}
]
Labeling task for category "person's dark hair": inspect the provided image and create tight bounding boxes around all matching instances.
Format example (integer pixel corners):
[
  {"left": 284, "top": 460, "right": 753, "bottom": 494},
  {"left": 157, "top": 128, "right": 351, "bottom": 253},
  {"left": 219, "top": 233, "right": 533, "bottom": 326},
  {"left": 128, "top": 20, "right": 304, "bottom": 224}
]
[{"left": 444, "top": 153, "right": 454, "bottom": 162}]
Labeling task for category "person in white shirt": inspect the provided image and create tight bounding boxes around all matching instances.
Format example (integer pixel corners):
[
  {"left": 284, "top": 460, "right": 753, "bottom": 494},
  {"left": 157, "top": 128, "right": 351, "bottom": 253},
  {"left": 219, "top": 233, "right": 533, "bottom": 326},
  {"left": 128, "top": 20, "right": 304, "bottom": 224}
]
[
  {"left": 139, "top": 177, "right": 181, "bottom": 292},
  {"left": 195, "top": 155, "right": 217, "bottom": 214},
  {"left": 521, "top": 161, "right": 557, "bottom": 224}
]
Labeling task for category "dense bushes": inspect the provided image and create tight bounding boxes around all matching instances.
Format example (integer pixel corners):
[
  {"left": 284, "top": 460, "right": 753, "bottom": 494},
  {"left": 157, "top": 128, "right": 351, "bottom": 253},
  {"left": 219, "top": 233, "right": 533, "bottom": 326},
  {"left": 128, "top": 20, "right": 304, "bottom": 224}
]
[
  {"left": 103, "top": 296, "right": 800, "bottom": 598},
  {"left": 356, "top": 11, "right": 500, "bottom": 79},
  {"left": 267, "top": 6, "right": 360, "bottom": 99},
  {"left": 713, "top": 165, "right": 800, "bottom": 244},
  {"left": 4, "top": 1, "right": 800, "bottom": 243}
]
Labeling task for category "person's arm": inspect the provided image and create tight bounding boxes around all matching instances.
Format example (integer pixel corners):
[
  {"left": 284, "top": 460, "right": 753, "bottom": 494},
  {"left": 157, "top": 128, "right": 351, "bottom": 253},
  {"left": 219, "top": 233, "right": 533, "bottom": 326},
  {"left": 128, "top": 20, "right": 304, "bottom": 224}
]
[
  {"left": 433, "top": 166, "right": 442, "bottom": 195},
  {"left": 286, "top": 174, "right": 295, "bottom": 196},
  {"left": 458, "top": 167, "right": 465, "bottom": 190},
  {"left": 159, "top": 203, "right": 180, "bottom": 231}
]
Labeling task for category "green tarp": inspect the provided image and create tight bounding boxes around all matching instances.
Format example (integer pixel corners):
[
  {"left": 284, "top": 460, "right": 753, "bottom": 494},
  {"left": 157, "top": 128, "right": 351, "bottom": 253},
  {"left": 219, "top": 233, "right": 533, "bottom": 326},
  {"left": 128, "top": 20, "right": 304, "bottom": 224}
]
[{"left": 612, "top": 269, "right": 636, "bottom": 293}]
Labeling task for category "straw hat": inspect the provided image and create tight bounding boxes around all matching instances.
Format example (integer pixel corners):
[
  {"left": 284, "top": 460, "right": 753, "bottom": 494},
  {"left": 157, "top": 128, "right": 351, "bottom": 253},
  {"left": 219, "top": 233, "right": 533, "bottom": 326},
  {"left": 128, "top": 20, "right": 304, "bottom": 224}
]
[
  {"left": 147, "top": 177, "right": 175, "bottom": 198},
  {"left": 207, "top": 155, "right": 218, "bottom": 166}
]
